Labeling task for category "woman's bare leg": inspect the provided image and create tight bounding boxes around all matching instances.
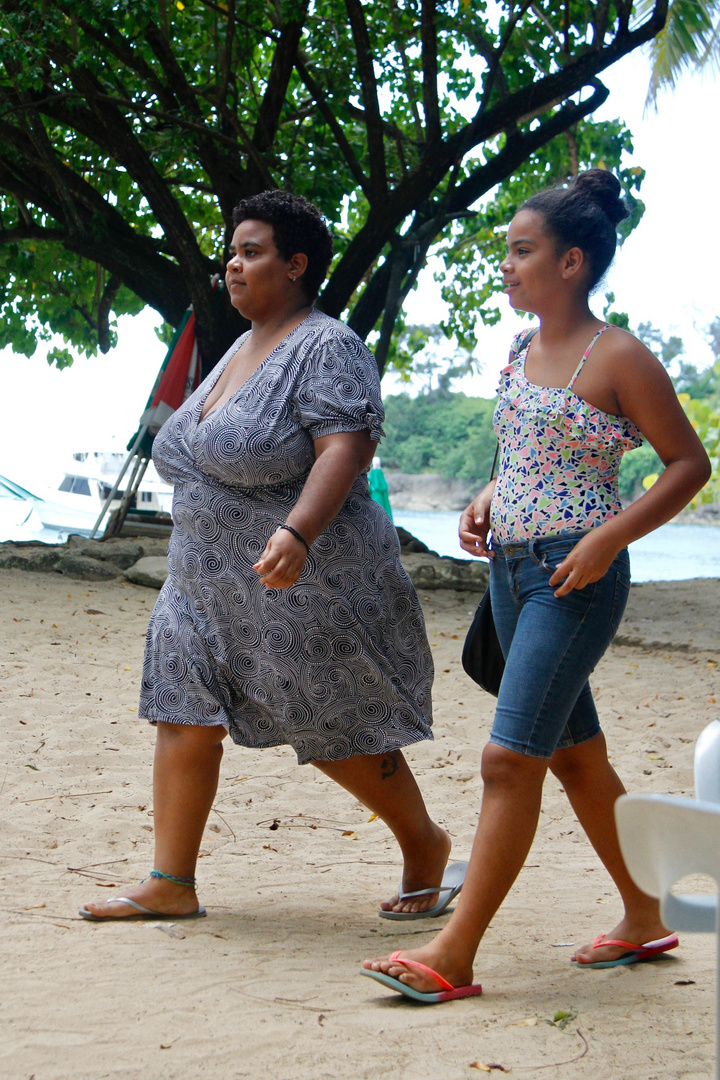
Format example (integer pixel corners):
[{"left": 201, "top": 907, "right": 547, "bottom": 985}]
[
  {"left": 314, "top": 749, "right": 452, "bottom": 915},
  {"left": 363, "top": 742, "right": 548, "bottom": 988},
  {"left": 549, "top": 733, "right": 670, "bottom": 964},
  {"left": 82, "top": 721, "right": 227, "bottom": 918}
]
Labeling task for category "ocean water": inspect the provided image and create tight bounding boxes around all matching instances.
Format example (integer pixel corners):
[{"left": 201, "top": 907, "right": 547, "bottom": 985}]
[
  {"left": 393, "top": 510, "right": 720, "bottom": 584},
  {"left": 2, "top": 497, "right": 719, "bottom": 584}
]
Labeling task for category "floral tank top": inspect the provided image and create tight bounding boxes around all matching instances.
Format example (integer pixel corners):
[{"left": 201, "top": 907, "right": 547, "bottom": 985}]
[{"left": 490, "top": 326, "right": 643, "bottom": 544}]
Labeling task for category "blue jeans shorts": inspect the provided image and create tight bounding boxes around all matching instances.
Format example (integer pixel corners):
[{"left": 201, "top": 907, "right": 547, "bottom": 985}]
[{"left": 489, "top": 531, "right": 631, "bottom": 759}]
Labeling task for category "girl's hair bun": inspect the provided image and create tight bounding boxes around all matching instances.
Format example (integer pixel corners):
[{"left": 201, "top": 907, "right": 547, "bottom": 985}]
[
  {"left": 521, "top": 168, "right": 629, "bottom": 289},
  {"left": 574, "top": 169, "right": 629, "bottom": 227}
]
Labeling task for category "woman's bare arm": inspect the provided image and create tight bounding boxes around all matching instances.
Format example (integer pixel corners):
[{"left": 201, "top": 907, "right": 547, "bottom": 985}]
[{"left": 253, "top": 430, "right": 377, "bottom": 589}]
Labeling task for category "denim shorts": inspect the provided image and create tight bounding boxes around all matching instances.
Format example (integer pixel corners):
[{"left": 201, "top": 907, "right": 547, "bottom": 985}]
[{"left": 488, "top": 531, "right": 630, "bottom": 758}]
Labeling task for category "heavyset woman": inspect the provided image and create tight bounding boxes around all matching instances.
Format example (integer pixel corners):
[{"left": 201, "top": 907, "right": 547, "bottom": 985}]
[
  {"left": 363, "top": 169, "right": 711, "bottom": 1001},
  {"left": 81, "top": 191, "right": 459, "bottom": 923}
]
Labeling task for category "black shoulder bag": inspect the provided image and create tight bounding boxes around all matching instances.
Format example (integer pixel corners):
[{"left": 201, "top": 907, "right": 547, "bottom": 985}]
[{"left": 460, "top": 443, "right": 504, "bottom": 695}]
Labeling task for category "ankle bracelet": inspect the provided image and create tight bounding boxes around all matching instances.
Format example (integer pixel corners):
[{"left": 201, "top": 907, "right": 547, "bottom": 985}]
[{"left": 150, "top": 870, "right": 197, "bottom": 887}]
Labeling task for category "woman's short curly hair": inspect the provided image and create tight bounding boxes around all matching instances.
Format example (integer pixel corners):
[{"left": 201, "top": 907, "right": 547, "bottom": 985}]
[
  {"left": 231, "top": 190, "right": 334, "bottom": 301},
  {"left": 522, "top": 169, "right": 630, "bottom": 290}
]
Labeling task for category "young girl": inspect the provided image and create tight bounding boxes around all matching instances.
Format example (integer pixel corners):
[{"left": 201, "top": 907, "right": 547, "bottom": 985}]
[{"left": 361, "top": 169, "right": 711, "bottom": 1002}]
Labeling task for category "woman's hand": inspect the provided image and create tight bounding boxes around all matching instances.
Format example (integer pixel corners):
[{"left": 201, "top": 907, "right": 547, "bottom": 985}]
[
  {"left": 548, "top": 529, "right": 620, "bottom": 597},
  {"left": 458, "top": 480, "right": 497, "bottom": 558},
  {"left": 253, "top": 529, "right": 307, "bottom": 589}
]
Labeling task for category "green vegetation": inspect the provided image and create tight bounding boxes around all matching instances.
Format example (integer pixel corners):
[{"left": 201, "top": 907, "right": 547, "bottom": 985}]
[
  {"left": 638, "top": 0, "right": 720, "bottom": 106},
  {"left": 636, "top": 319, "right": 720, "bottom": 504},
  {"left": 382, "top": 389, "right": 496, "bottom": 487},
  {"left": 0, "top": 1, "right": 668, "bottom": 370}
]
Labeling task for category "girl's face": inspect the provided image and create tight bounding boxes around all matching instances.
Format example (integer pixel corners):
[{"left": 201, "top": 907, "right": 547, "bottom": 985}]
[{"left": 499, "top": 209, "right": 569, "bottom": 314}]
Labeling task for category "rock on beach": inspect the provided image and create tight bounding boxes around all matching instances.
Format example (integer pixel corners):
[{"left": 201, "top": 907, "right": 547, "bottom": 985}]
[{"left": 0, "top": 527, "right": 490, "bottom": 593}]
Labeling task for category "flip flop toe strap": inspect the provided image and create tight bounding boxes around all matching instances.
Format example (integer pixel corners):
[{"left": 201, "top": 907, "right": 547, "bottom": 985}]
[
  {"left": 397, "top": 884, "right": 453, "bottom": 901},
  {"left": 591, "top": 936, "right": 639, "bottom": 951},
  {"left": 388, "top": 951, "right": 456, "bottom": 991},
  {"left": 591, "top": 933, "right": 678, "bottom": 955},
  {"left": 108, "top": 897, "right": 155, "bottom": 915}
]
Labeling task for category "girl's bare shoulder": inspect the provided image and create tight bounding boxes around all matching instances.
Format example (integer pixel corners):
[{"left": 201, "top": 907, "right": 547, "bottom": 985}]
[
  {"left": 600, "top": 324, "right": 657, "bottom": 361},
  {"left": 598, "top": 325, "right": 669, "bottom": 385}
]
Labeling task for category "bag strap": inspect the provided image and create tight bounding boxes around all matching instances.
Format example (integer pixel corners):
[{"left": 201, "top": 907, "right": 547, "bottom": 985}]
[{"left": 489, "top": 443, "right": 499, "bottom": 482}]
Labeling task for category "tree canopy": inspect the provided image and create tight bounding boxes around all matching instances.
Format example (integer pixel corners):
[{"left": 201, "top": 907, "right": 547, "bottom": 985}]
[{"left": 0, "top": 0, "right": 668, "bottom": 371}]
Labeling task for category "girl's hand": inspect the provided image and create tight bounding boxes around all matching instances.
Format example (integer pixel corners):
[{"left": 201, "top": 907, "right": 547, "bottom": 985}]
[
  {"left": 549, "top": 530, "right": 619, "bottom": 597},
  {"left": 253, "top": 529, "right": 307, "bottom": 589},
  {"left": 458, "top": 481, "right": 497, "bottom": 558}
]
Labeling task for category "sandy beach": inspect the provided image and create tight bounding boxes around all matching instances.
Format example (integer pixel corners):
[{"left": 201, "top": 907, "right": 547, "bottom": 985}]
[{"left": 1, "top": 567, "right": 718, "bottom": 1080}]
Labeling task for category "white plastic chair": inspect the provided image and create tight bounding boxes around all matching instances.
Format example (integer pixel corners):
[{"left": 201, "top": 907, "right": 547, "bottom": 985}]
[
  {"left": 696, "top": 720, "right": 720, "bottom": 804},
  {"left": 616, "top": 792, "right": 720, "bottom": 1079}
]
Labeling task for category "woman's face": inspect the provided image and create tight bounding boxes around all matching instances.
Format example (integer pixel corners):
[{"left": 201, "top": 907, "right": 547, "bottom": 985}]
[
  {"left": 499, "top": 209, "right": 568, "bottom": 314},
  {"left": 225, "top": 219, "right": 297, "bottom": 319}
]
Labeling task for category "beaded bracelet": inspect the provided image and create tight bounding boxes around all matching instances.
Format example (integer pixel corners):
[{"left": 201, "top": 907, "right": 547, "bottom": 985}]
[
  {"left": 150, "top": 869, "right": 197, "bottom": 887},
  {"left": 277, "top": 523, "right": 310, "bottom": 553}
]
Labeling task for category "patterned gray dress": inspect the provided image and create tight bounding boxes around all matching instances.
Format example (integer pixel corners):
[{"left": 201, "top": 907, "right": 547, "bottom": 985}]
[{"left": 139, "top": 310, "right": 434, "bottom": 764}]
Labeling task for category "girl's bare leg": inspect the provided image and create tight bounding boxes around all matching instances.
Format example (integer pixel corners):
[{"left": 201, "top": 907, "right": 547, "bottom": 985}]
[
  {"left": 549, "top": 733, "right": 670, "bottom": 964},
  {"left": 82, "top": 721, "right": 227, "bottom": 918},
  {"left": 363, "top": 742, "right": 548, "bottom": 987},
  {"left": 314, "top": 749, "right": 452, "bottom": 915}
]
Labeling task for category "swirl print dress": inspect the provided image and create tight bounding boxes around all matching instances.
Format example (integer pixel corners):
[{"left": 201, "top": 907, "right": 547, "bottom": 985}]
[{"left": 139, "top": 310, "right": 433, "bottom": 764}]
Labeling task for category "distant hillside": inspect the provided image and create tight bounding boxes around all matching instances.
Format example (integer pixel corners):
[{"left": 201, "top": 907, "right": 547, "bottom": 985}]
[{"left": 380, "top": 391, "right": 496, "bottom": 489}]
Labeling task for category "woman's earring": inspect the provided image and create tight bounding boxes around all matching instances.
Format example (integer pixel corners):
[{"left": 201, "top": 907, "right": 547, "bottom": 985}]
[{"left": 290, "top": 274, "right": 296, "bottom": 281}]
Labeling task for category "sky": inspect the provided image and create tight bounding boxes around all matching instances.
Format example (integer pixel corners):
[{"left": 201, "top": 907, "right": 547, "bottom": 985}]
[{"left": 0, "top": 47, "right": 717, "bottom": 492}]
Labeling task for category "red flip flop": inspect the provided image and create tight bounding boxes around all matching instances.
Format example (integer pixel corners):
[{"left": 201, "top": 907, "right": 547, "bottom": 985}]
[
  {"left": 361, "top": 951, "right": 483, "bottom": 1003},
  {"left": 572, "top": 933, "right": 679, "bottom": 969}
]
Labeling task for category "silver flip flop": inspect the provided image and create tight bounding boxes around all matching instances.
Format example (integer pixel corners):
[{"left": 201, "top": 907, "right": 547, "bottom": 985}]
[
  {"left": 378, "top": 860, "right": 468, "bottom": 920},
  {"left": 79, "top": 897, "right": 207, "bottom": 921}
]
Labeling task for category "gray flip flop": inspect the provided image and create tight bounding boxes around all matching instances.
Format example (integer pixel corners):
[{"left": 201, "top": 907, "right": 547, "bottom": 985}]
[
  {"left": 378, "top": 860, "right": 468, "bottom": 920},
  {"left": 79, "top": 897, "right": 207, "bottom": 922}
]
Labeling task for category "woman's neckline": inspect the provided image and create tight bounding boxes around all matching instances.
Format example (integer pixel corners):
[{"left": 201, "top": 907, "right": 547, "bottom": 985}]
[{"left": 199, "top": 308, "right": 318, "bottom": 423}]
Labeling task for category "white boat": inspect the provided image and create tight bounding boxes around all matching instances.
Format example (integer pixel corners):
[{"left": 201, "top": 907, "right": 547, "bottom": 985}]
[
  {"left": 1, "top": 447, "right": 174, "bottom": 540},
  {"left": 0, "top": 475, "right": 48, "bottom": 541},
  {"left": 53, "top": 449, "right": 173, "bottom": 520}
]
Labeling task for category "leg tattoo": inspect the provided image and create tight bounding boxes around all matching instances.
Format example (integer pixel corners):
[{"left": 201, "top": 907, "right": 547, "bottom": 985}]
[{"left": 380, "top": 752, "right": 399, "bottom": 780}]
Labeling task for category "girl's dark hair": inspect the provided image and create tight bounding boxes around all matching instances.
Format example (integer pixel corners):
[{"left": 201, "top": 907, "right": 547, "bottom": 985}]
[
  {"left": 231, "top": 190, "right": 334, "bottom": 301},
  {"left": 522, "top": 169, "right": 630, "bottom": 289}
]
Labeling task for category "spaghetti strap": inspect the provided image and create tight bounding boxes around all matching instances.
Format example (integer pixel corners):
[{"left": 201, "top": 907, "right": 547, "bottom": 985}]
[{"left": 567, "top": 325, "right": 611, "bottom": 389}]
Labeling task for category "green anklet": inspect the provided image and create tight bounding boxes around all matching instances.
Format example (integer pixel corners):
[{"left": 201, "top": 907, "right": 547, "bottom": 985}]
[{"left": 150, "top": 870, "right": 197, "bottom": 887}]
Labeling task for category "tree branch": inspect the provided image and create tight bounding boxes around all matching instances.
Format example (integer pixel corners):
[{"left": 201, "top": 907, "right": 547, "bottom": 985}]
[
  {"left": 97, "top": 273, "right": 122, "bottom": 354},
  {"left": 0, "top": 132, "right": 189, "bottom": 326},
  {"left": 294, "top": 55, "right": 370, "bottom": 195},
  {"left": 421, "top": 0, "right": 441, "bottom": 144},
  {"left": 216, "top": 0, "right": 237, "bottom": 109},
  {"left": 251, "top": 0, "right": 309, "bottom": 157},
  {"left": 388, "top": 0, "right": 424, "bottom": 141},
  {"left": 337, "top": 81, "right": 611, "bottom": 341},
  {"left": 344, "top": 0, "right": 388, "bottom": 197}
]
